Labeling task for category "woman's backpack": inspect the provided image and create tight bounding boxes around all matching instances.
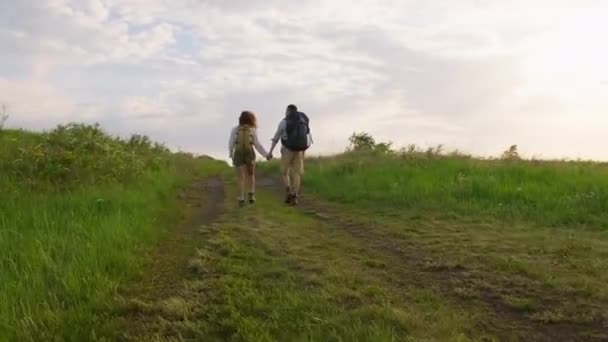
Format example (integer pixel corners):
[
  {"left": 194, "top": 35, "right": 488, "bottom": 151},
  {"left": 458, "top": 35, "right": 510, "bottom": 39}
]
[{"left": 235, "top": 125, "right": 254, "bottom": 154}]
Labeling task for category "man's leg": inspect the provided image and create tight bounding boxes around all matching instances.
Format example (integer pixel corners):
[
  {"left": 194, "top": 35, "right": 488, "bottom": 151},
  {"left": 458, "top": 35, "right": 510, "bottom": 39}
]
[
  {"left": 282, "top": 172, "right": 293, "bottom": 204},
  {"left": 292, "top": 168, "right": 301, "bottom": 194},
  {"left": 281, "top": 147, "right": 293, "bottom": 202},
  {"left": 294, "top": 151, "right": 305, "bottom": 193},
  {"left": 291, "top": 152, "right": 304, "bottom": 205},
  {"left": 282, "top": 173, "right": 291, "bottom": 190}
]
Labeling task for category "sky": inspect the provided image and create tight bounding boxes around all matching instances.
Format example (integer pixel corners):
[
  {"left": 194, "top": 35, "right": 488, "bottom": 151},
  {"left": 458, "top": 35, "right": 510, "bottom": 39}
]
[{"left": 1, "top": 0, "right": 607, "bottom": 160}]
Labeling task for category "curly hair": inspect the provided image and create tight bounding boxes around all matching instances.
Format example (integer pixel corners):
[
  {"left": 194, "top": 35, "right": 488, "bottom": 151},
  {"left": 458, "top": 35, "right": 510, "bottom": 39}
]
[{"left": 239, "top": 111, "right": 257, "bottom": 128}]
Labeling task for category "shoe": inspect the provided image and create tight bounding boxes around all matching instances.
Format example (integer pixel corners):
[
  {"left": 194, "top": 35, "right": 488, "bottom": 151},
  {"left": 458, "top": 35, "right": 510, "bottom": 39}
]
[
  {"left": 248, "top": 192, "right": 256, "bottom": 204},
  {"left": 291, "top": 194, "right": 299, "bottom": 206},
  {"left": 238, "top": 199, "right": 246, "bottom": 207},
  {"left": 285, "top": 192, "right": 293, "bottom": 204}
]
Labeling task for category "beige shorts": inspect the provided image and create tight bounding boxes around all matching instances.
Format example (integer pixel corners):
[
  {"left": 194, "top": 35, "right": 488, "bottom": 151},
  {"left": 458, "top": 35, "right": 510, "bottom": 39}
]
[{"left": 281, "top": 147, "right": 304, "bottom": 176}]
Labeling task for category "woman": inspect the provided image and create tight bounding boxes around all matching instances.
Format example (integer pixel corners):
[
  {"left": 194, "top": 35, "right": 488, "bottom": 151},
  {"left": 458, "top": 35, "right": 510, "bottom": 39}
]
[{"left": 228, "top": 111, "right": 270, "bottom": 206}]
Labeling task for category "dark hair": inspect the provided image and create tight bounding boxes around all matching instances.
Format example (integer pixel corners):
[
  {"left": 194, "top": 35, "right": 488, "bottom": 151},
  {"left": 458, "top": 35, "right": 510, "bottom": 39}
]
[
  {"left": 239, "top": 111, "right": 257, "bottom": 128},
  {"left": 287, "top": 104, "right": 298, "bottom": 113}
]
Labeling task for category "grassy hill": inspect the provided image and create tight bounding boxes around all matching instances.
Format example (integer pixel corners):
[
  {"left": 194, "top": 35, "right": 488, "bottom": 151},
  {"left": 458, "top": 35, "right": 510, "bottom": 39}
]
[
  {"left": 2, "top": 126, "right": 608, "bottom": 341},
  {"left": 0, "top": 124, "right": 226, "bottom": 341},
  {"left": 302, "top": 150, "right": 608, "bottom": 229},
  {"left": 107, "top": 143, "right": 608, "bottom": 341},
  {"left": 241, "top": 140, "right": 608, "bottom": 340}
]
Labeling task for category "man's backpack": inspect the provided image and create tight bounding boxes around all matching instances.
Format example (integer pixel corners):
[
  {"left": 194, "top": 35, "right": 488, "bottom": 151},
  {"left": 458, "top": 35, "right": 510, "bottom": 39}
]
[
  {"left": 283, "top": 112, "right": 311, "bottom": 152},
  {"left": 235, "top": 125, "right": 254, "bottom": 154}
]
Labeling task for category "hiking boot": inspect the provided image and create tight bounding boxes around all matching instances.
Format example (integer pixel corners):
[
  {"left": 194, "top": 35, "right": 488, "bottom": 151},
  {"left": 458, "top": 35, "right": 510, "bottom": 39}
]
[
  {"left": 238, "top": 199, "right": 246, "bottom": 208},
  {"left": 291, "top": 194, "right": 299, "bottom": 206},
  {"left": 285, "top": 191, "right": 294, "bottom": 204},
  {"left": 248, "top": 192, "right": 256, "bottom": 204}
]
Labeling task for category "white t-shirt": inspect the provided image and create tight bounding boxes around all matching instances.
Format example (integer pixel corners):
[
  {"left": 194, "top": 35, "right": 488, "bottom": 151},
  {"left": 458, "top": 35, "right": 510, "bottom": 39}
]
[
  {"left": 272, "top": 119, "right": 288, "bottom": 143},
  {"left": 228, "top": 126, "right": 268, "bottom": 157}
]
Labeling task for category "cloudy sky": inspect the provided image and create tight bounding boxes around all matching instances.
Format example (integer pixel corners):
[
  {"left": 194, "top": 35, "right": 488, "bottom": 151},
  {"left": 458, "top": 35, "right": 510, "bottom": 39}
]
[{"left": 1, "top": 1, "right": 607, "bottom": 160}]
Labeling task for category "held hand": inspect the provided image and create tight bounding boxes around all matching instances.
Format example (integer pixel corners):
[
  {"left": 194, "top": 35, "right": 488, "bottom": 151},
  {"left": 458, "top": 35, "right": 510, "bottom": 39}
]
[{"left": 266, "top": 154, "right": 273, "bottom": 161}]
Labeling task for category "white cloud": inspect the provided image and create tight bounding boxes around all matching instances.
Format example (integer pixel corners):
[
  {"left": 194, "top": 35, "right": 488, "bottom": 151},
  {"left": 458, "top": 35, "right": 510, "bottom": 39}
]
[
  {"left": 0, "top": 78, "right": 90, "bottom": 128},
  {"left": 1, "top": 0, "right": 607, "bottom": 160}
]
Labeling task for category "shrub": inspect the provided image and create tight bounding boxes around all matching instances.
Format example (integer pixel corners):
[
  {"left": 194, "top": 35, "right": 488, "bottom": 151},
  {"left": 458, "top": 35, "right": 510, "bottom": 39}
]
[
  {"left": 349, "top": 132, "right": 376, "bottom": 151},
  {"left": 1, "top": 123, "right": 171, "bottom": 189},
  {"left": 501, "top": 145, "right": 521, "bottom": 161},
  {"left": 348, "top": 132, "right": 393, "bottom": 153}
]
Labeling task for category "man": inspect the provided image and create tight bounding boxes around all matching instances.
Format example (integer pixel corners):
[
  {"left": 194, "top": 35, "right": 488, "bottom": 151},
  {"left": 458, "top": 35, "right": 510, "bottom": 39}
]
[{"left": 268, "top": 104, "right": 312, "bottom": 206}]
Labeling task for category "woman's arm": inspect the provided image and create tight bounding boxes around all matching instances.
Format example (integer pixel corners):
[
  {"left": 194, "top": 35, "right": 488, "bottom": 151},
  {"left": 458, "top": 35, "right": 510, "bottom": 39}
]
[
  {"left": 228, "top": 127, "right": 237, "bottom": 157},
  {"left": 252, "top": 129, "right": 269, "bottom": 157}
]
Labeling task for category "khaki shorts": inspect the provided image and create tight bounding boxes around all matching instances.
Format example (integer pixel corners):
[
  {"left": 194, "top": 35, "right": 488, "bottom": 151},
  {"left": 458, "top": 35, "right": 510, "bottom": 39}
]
[{"left": 281, "top": 147, "right": 304, "bottom": 176}]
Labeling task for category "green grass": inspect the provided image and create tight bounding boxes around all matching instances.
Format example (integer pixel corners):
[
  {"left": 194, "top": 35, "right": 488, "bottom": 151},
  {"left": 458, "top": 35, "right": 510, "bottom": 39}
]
[
  {"left": 258, "top": 149, "right": 608, "bottom": 338},
  {"left": 111, "top": 148, "right": 608, "bottom": 340},
  {"left": 298, "top": 151, "right": 608, "bottom": 229},
  {"left": 5, "top": 126, "right": 608, "bottom": 340},
  {"left": 263, "top": 151, "right": 608, "bottom": 334},
  {"left": 0, "top": 126, "right": 227, "bottom": 341},
  {"left": 117, "top": 189, "right": 491, "bottom": 341}
]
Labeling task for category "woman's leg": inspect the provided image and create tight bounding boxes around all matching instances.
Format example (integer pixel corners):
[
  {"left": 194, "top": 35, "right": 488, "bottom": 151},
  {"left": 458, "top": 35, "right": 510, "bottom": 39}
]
[
  {"left": 247, "top": 163, "right": 256, "bottom": 194},
  {"left": 246, "top": 163, "right": 256, "bottom": 203},
  {"left": 237, "top": 166, "right": 246, "bottom": 200}
]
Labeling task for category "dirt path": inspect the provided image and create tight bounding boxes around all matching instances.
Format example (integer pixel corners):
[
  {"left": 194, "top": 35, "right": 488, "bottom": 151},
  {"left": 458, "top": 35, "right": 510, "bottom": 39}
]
[{"left": 110, "top": 178, "right": 225, "bottom": 341}]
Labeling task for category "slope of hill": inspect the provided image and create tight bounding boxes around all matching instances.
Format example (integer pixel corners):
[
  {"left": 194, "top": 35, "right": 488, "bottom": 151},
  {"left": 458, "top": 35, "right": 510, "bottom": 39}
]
[
  {"left": 107, "top": 147, "right": 608, "bottom": 341},
  {"left": 0, "top": 124, "right": 227, "bottom": 341},
  {"left": 302, "top": 150, "right": 608, "bottom": 228},
  {"left": 3, "top": 126, "right": 608, "bottom": 341}
]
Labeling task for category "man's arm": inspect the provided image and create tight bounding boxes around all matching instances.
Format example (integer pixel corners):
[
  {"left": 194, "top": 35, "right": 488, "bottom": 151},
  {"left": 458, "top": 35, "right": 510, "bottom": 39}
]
[
  {"left": 268, "top": 120, "right": 285, "bottom": 156},
  {"left": 268, "top": 141, "right": 279, "bottom": 161}
]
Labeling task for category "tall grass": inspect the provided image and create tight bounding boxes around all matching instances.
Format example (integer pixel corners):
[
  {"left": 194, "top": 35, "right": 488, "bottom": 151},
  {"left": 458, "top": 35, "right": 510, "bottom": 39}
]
[
  {"left": 301, "top": 151, "right": 608, "bottom": 229},
  {"left": 0, "top": 124, "right": 226, "bottom": 341}
]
